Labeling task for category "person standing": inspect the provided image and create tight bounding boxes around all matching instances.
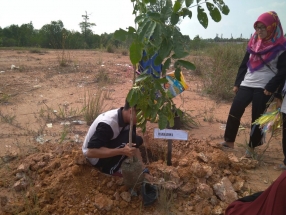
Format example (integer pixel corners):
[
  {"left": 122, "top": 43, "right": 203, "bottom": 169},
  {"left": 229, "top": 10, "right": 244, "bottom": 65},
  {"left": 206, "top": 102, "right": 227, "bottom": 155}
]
[{"left": 221, "top": 11, "right": 286, "bottom": 157}]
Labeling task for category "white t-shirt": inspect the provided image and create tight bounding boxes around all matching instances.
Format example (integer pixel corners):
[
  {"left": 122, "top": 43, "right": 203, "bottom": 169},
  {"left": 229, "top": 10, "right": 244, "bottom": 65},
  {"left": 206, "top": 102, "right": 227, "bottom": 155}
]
[
  {"left": 240, "top": 51, "right": 283, "bottom": 88},
  {"left": 82, "top": 108, "right": 129, "bottom": 165}
]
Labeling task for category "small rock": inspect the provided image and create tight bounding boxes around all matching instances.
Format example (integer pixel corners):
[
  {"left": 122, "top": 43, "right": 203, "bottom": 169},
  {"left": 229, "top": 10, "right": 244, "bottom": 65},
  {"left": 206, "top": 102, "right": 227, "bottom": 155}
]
[
  {"left": 198, "top": 152, "right": 208, "bottom": 163},
  {"left": 107, "top": 181, "right": 113, "bottom": 188},
  {"left": 210, "top": 195, "right": 218, "bottom": 206},
  {"left": 178, "top": 158, "right": 189, "bottom": 167},
  {"left": 197, "top": 183, "right": 213, "bottom": 199},
  {"left": 228, "top": 153, "right": 239, "bottom": 163},
  {"left": 13, "top": 178, "right": 29, "bottom": 192},
  {"left": 1, "top": 151, "right": 18, "bottom": 163},
  {"left": 16, "top": 163, "right": 30, "bottom": 173},
  {"left": 120, "top": 191, "right": 131, "bottom": 202},
  {"left": 15, "top": 172, "right": 26, "bottom": 180},
  {"left": 113, "top": 192, "right": 120, "bottom": 201},
  {"left": 212, "top": 205, "right": 223, "bottom": 215},
  {"left": 213, "top": 177, "right": 238, "bottom": 203},
  {"left": 94, "top": 193, "right": 113, "bottom": 211},
  {"left": 119, "top": 200, "right": 128, "bottom": 208}
]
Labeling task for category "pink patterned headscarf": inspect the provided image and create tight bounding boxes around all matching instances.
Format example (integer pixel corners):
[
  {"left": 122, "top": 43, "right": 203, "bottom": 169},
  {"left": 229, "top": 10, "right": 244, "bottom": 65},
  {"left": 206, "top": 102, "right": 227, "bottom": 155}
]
[{"left": 247, "top": 11, "right": 286, "bottom": 72}]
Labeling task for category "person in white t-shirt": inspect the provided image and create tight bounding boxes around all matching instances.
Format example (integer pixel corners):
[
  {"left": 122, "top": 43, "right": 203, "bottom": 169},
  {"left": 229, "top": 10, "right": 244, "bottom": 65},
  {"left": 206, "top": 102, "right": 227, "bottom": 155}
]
[
  {"left": 82, "top": 101, "right": 143, "bottom": 176},
  {"left": 221, "top": 11, "right": 286, "bottom": 157}
]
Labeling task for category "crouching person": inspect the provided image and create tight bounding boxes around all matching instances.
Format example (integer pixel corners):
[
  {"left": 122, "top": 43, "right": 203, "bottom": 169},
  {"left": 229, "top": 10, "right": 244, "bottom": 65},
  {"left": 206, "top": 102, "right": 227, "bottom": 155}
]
[{"left": 82, "top": 100, "right": 143, "bottom": 176}]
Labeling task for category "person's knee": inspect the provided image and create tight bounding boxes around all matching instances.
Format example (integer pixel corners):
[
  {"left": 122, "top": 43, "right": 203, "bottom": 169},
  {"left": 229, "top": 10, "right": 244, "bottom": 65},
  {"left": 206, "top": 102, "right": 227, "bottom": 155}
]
[{"left": 136, "top": 136, "right": 143, "bottom": 147}]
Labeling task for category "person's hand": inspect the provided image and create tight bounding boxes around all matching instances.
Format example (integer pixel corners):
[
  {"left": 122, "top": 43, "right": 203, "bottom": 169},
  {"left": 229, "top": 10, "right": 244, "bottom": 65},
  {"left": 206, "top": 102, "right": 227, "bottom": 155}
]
[
  {"left": 264, "top": 89, "right": 272, "bottom": 96},
  {"left": 121, "top": 144, "right": 137, "bottom": 157},
  {"left": 274, "top": 97, "right": 282, "bottom": 108},
  {"left": 233, "top": 86, "right": 238, "bottom": 94}
]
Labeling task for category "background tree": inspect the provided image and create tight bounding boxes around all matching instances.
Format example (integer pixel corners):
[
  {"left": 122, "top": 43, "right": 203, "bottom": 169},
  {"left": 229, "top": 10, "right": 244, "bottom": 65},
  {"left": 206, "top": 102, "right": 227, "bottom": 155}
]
[
  {"left": 79, "top": 11, "right": 96, "bottom": 48},
  {"left": 19, "top": 22, "right": 35, "bottom": 46},
  {"left": 39, "top": 20, "right": 65, "bottom": 48}
]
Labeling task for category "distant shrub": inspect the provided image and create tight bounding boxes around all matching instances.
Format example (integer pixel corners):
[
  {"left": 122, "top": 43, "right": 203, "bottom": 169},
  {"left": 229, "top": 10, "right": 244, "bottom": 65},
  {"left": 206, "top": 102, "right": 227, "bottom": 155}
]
[
  {"left": 121, "top": 49, "right": 128, "bottom": 56},
  {"left": 199, "top": 43, "right": 246, "bottom": 101},
  {"left": 29, "top": 49, "right": 42, "bottom": 53},
  {"left": 107, "top": 45, "right": 115, "bottom": 53}
]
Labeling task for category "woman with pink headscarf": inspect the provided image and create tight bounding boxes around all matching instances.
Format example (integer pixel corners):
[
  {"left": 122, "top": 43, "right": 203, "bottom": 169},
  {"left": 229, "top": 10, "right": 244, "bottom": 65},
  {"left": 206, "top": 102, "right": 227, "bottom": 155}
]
[{"left": 220, "top": 11, "right": 286, "bottom": 158}]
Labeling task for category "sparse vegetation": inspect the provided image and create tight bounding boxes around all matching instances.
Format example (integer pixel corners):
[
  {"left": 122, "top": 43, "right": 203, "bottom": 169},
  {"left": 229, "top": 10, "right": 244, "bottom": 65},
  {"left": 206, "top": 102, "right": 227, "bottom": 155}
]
[
  {"left": 197, "top": 43, "right": 246, "bottom": 100},
  {"left": 94, "top": 68, "right": 111, "bottom": 85},
  {"left": 83, "top": 90, "right": 106, "bottom": 126},
  {"left": 0, "top": 93, "right": 10, "bottom": 103},
  {"left": 107, "top": 45, "right": 115, "bottom": 53}
]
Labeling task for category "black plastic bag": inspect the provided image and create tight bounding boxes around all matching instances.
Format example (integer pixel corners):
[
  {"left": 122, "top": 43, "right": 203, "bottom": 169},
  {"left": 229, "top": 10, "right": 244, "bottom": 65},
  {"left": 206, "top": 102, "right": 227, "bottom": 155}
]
[{"left": 141, "top": 181, "right": 158, "bottom": 206}]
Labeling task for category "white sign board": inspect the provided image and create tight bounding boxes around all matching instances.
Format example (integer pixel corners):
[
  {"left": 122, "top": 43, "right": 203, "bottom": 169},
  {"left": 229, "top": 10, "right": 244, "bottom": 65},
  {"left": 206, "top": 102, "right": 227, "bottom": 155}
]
[{"left": 154, "top": 128, "right": 188, "bottom": 140}]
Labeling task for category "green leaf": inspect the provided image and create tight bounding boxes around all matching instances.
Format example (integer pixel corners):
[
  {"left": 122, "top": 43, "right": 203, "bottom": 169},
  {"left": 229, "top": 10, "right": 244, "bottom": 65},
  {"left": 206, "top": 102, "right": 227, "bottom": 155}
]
[
  {"left": 206, "top": 2, "right": 221, "bottom": 22},
  {"left": 168, "top": 117, "right": 174, "bottom": 128},
  {"left": 158, "top": 114, "right": 168, "bottom": 129},
  {"left": 147, "top": 12, "right": 161, "bottom": 21},
  {"left": 181, "top": 8, "right": 192, "bottom": 18},
  {"left": 177, "top": 60, "right": 196, "bottom": 70},
  {"left": 127, "top": 89, "right": 135, "bottom": 105},
  {"left": 173, "top": 1, "right": 182, "bottom": 13},
  {"left": 159, "top": 39, "right": 173, "bottom": 60},
  {"left": 162, "top": 58, "right": 171, "bottom": 76},
  {"left": 213, "top": 0, "right": 230, "bottom": 15},
  {"left": 149, "top": 0, "right": 156, "bottom": 4},
  {"left": 135, "top": 74, "right": 150, "bottom": 83},
  {"left": 154, "top": 54, "right": 163, "bottom": 66},
  {"left": 138, "top": 21, "right": 156, "bottom": 43},
  {"left": 174, "top": 68, "right": 181, "bottom": 81},
  {"left": 197, "top": 5, "right": 208, "bottom": 28},
  {"left": 171, "top": 13, "right": 180, "bottom": 25},
  {"left": 221, "top": 5, "right": 230, "bottom": 15},
  {"left": 150, "top": 23, "right": 162, "bottom": 47},
  {"left": 128, "top": 27, "right": 136, "bottom": 33},
  {"left": 172, "top": 51, "right": 189, "bottom": 59},
  {"left": 173, "top": 29, "right": 187, "bottom": 58},
  {"left": 135, "top": 14, "right": 146, "bottom": 24},
  {"left": 185, "top": 0, "right": 194, "bottom": 7},
  {"left": 129, "top": 41, "right": 143, "bottom": 65},
  {"left": 157, "top": 77, "right": 169, "bottom": 84},
  {"left": 113, "top": 29, "right": 128, "bottom": 41},
  {"left": 161, "top": 1, "right": 173, "bottom": 22}
]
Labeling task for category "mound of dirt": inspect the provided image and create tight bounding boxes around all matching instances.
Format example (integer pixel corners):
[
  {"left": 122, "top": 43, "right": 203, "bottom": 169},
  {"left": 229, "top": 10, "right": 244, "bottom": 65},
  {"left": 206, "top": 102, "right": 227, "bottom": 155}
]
[{"left": 0, "top": 137, "right": 258, "bottom": 215}]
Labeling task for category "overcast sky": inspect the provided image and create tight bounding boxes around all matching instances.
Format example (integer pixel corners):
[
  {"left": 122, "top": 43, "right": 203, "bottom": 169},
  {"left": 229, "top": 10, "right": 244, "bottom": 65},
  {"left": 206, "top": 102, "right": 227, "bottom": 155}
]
[{"left": 0, "top": 0, "right": 285, "bottom": 39}]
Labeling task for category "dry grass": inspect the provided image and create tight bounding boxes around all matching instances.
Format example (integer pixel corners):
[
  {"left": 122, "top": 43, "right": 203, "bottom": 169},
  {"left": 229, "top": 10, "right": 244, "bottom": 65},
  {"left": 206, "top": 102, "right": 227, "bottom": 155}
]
[{"left": 83, "top": 90, "right": 106, "bottom": 126}]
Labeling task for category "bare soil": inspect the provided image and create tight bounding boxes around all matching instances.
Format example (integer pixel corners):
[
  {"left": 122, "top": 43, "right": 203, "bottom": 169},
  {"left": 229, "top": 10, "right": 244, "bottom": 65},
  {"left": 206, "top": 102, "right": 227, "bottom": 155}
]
[{"left": 0, "top": 49, "right": 284, "bottom": 215}]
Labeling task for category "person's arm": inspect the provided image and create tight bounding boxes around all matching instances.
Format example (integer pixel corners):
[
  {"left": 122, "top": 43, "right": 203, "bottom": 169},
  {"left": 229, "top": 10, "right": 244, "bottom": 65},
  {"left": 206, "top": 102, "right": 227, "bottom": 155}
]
[
  {"left": 86, "top": 122, "right": 136, "bottom": 158},
  {"left": 234, "top": 51, "right": 250, "bottom": 87},
  {"left": 264, "top": 51, "right": 286, "bottom": 95},
  {"left": 86, "top": 145, "right": 137, "bottom": 158}
]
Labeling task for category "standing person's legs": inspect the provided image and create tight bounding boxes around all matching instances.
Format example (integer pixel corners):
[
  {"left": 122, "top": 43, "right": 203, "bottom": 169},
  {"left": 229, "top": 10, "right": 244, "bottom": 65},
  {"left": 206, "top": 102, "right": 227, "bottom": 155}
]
[
  {"left": 95, "top": 130, "right": 143, "bottom": 175},
  {"left": 282, "top": 113, "right": 286, "bottom": 166},
  {"left": 223, "top": 87, "right": 253, "bottom": 147},
  {"left": 249, "top": 88, "right": 271, "bottom": 148}
]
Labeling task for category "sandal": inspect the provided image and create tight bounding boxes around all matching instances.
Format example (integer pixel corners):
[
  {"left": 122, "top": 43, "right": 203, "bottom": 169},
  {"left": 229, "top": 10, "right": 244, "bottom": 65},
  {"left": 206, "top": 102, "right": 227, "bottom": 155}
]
[{"left": 220, "top": 142, "right": 234, "bottom": 149}]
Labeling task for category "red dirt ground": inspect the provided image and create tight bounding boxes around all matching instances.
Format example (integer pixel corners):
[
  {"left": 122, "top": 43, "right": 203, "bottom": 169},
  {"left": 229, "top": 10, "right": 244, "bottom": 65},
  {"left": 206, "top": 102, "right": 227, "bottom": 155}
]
[{"left": 0, "top": 49, "right": 284, "bottom": 215}]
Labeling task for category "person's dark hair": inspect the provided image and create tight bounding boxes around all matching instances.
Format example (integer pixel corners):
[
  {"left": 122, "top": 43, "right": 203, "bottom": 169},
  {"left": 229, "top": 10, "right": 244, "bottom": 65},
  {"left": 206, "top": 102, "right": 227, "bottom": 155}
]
[{"left": 124, "top": 100, "right": 137, "bottom": 110}]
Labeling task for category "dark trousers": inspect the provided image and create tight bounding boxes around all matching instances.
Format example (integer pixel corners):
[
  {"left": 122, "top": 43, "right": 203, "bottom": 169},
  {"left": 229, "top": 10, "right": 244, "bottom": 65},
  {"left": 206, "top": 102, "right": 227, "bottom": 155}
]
[
  {"left": 224, "top": 86, "right": 271, "bottom": 148},
  {"left": 282, "top": 113, "right": 286, "bottom": 165},
  {"left": 95, "top": 130, "right": 143, "bottom": 175}
]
